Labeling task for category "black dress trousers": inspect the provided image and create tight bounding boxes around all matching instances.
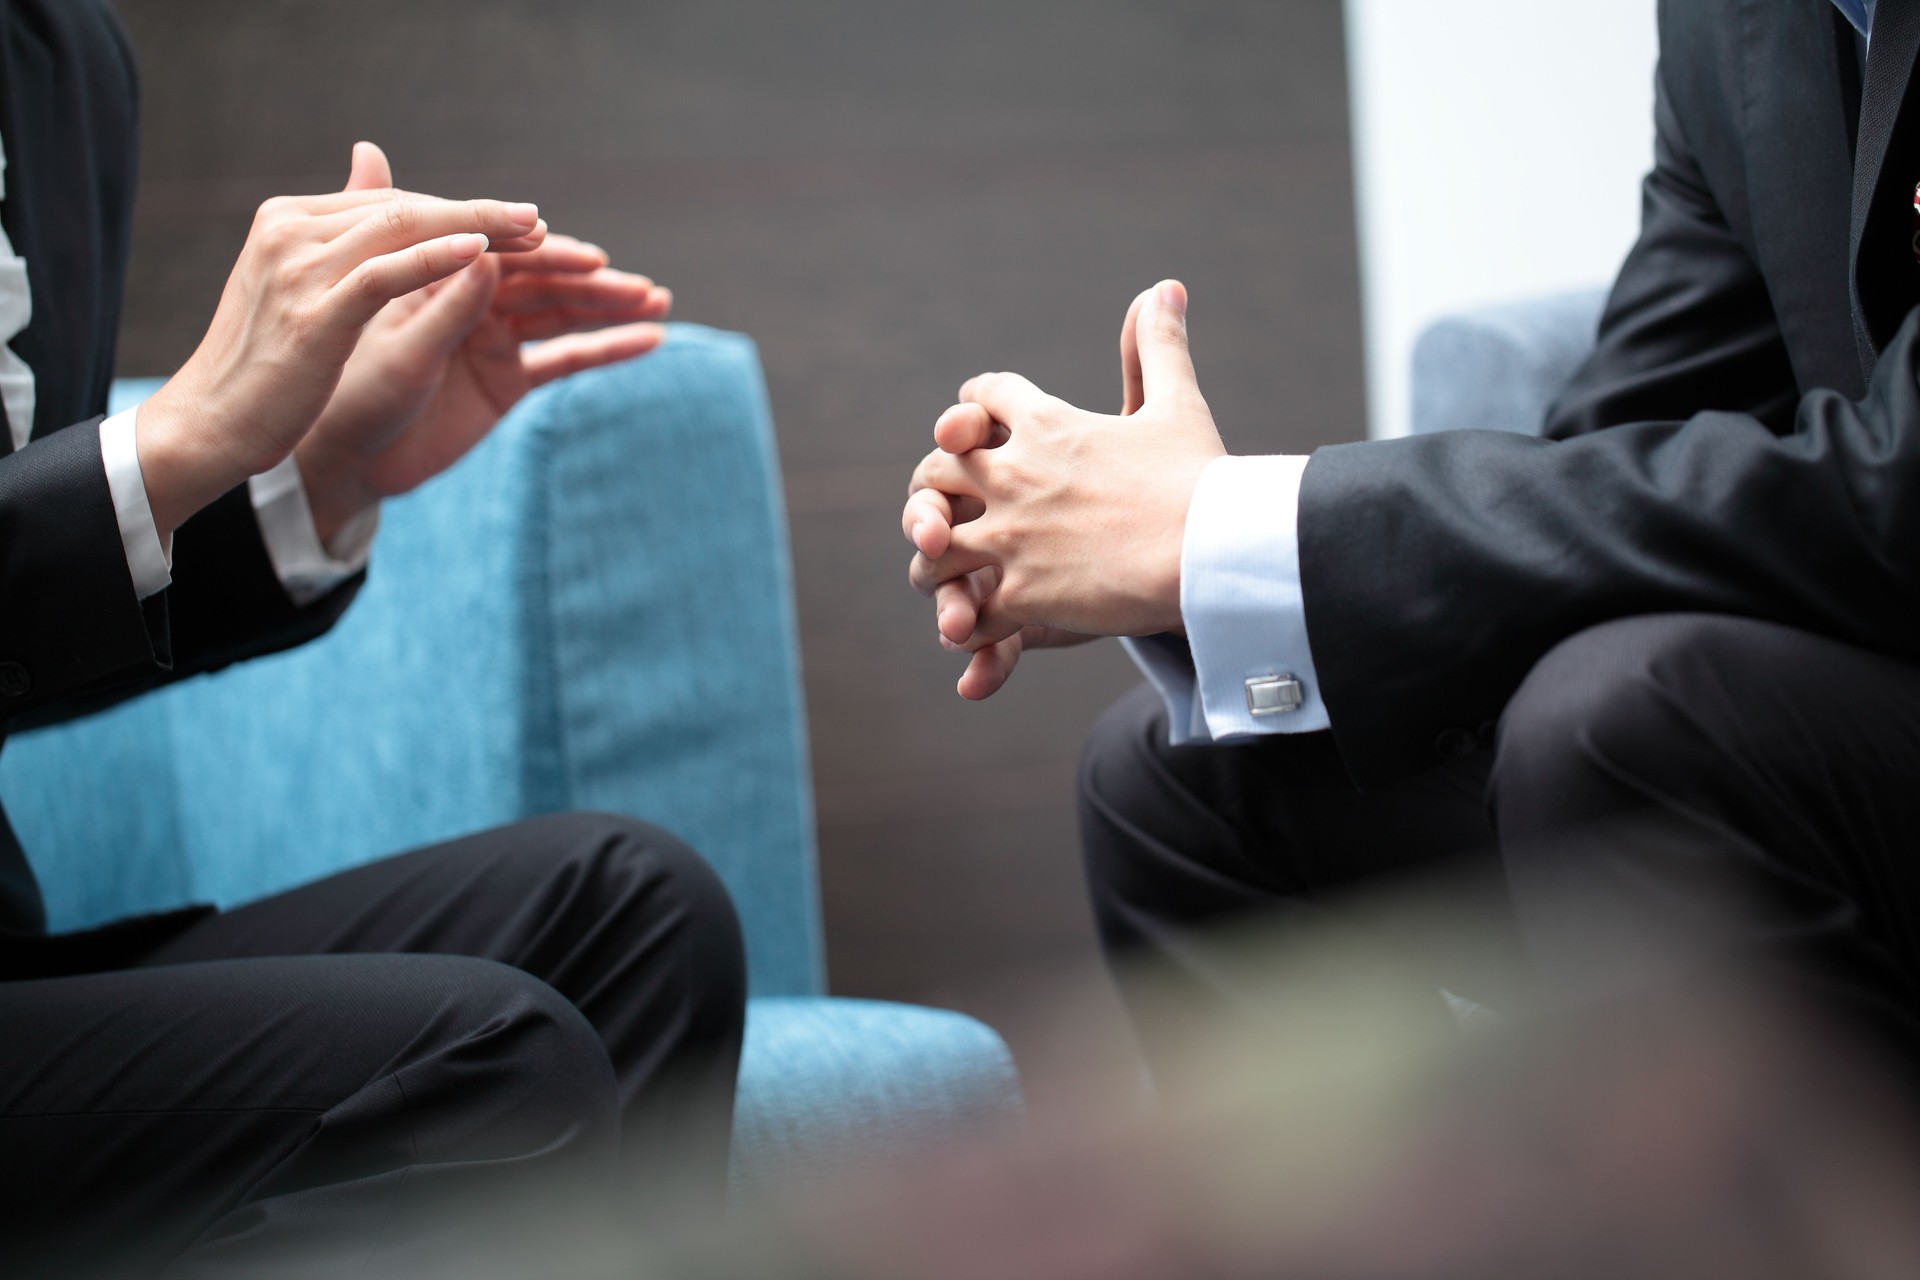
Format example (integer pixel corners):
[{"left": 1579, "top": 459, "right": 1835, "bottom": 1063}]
[
  {"left": 0, "top": 810, "right": 747, "bottom": 1280},
  {"left": 1080, "top": 615, "right": 1920, "bottom": 1080}
]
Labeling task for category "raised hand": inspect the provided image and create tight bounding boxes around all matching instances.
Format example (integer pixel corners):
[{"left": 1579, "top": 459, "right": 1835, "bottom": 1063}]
[
  {"left": 136, "top": 145, "right": 552, "bottom": 539},
  {"left": 291, "top": 143, "right": 673, "bottom": 542},
  {"left": 903, "top": 280, "right": 1223, "bottom": 699}
]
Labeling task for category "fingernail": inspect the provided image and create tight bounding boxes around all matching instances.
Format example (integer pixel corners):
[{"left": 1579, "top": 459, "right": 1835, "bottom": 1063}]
[
  {"left": 911, "top": 520, "right": 928, "bottom": 548},
  {"left": 1158, "top": 280, "right": 1188, "bottom": 315},
  {"left": 451, "top": 233, "right": 489, "bottom": 261},
  {"left": 506, "top": 202, "right": 541, "bottom": 229}
]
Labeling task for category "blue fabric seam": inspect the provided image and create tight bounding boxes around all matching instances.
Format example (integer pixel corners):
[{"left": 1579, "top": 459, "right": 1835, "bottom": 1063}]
[{"left": 514, "top": 390, "right": 572, "bottom": 817}]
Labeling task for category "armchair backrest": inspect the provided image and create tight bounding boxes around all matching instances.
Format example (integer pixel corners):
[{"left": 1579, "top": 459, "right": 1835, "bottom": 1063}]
[
  {"left": 1409, "top": 288, "right": 1609, "bottom": 437},
  {"left": 0, "top": 327, "right": 825, "bottom": 995}
]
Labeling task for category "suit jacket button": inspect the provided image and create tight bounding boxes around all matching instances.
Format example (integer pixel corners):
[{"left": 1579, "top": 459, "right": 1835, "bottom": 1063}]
[
  {"left": 0, "top": 661, "right": 30, "bottom": 699},
  {"left": 1435, "top": 727, "right": 1477, "bottom": 758}
]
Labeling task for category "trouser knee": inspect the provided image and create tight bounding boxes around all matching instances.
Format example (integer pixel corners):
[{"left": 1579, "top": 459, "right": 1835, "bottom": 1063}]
[
  {"left": 381, "top": 955, "right": 623, "bottom": 1168},
  {"left": 512, "top": 811, "right": 748, "bottom": 1034},
  {"left": 1491, "top": 614, "right": 1728, "bottom": 837},
  {"left": 1490, "top": 615, "right": 1773, "bottom": 987}
]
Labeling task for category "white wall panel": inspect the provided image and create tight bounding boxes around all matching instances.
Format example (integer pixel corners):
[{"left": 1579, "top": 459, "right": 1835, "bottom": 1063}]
[{"left": 1343, "top": 0, "right": 1659, "bottom": 436}]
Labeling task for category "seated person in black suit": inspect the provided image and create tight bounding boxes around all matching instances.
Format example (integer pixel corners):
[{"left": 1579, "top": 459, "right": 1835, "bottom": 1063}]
[
  {"left": 0, "top": 2, "right": 743, "bottom": 1275},
  {"left": 905, "top": 0, "right": 1920, "bottom": 1079}
]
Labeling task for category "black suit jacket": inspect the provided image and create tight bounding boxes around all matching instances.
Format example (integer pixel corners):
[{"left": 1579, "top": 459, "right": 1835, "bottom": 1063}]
[
  {"left": 0, "top": 0, "right": 359, "bottom": 938},
  {"left": 1299, "top": 0, "right": 1920, "bottom": 784}
]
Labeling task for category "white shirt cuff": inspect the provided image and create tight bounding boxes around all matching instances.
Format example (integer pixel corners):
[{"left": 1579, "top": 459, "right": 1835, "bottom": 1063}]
[
  {"left": 99, "top": 408, "right": 172, "bottom": 601},
  {"left": 248, "top": 456, "right": 378, "bottom": 607},
  {"left": 1177, "top": 453, "right": 1330, "bottom": 739},
  {"left": 1119, "top": 634, "right": 1212, "bottom": 744}
]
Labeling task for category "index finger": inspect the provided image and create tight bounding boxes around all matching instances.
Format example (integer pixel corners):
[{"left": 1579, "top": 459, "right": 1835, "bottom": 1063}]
[
  {"left": 323, "top": 196, "right": 545, "bottom": 266},
  {"left": 902, "top": 488, "right": 955, "bottom": 556},
  {"left": 496, "top": 234, "right": 613, "bottom": 276},
  {"left": 909, "top": 447, "right": 986, "bottom": 501},
  {"left": 484, "top": 220, "right": 552, "bottom": 255},
  {"left": 958, "top": 371, "right": 1051, "bottom": 429},
  {"left": 933, "top": 402, "right": 1002, "bottom": 454},
  {"left": 282, "top": 186, "right": 521, "bottom": 217}
]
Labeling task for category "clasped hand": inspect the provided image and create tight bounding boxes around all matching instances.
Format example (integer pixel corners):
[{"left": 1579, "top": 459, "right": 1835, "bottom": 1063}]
[
  {"left": 903, "top": 281, "right": 1226, "bottom": 699},
  {"left": 139, "top": 142, "right": 671, "bottom": 544}
]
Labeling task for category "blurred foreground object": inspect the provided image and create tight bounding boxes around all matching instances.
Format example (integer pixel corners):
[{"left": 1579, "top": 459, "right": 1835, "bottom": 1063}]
[{"left": 689, "top": 889, "right": 1920, "bottom": 1280}]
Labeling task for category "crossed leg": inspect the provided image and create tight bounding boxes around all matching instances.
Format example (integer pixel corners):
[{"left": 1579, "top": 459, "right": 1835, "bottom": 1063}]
[{"left": 0, "top": 811, "right": 746, "bottom": 1278}]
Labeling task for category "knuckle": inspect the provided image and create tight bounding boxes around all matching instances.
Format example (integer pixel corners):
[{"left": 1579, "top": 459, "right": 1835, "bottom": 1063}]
[
  {"left": 284, "top": 298, "right": 330, "bottom": 344},
  {"left": 254, "top": 213, "right": 300, "bottom": 254},
  {"left": 348, "top": 263, "right": 391, "bottom": 306},
  {"left": 383, "top": 196, "right": 422, "bottom": 238},
  {"left": 268, "top": 245, "right": 326, "bottom": 296},
  {"left": 269, "top": 257, "right": 308, "bottom": 296}
]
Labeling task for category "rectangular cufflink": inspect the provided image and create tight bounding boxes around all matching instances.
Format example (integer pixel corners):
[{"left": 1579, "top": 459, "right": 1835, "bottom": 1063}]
[{"left": 1245, "top": 673, "right": 1304, "bottom": 717}]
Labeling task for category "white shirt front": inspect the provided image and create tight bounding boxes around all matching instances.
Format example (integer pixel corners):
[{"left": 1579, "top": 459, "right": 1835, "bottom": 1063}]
[
  {"left": 1, "top": 130, "right": 373, "bottom": 607},
  {"left": 0, "top": 138, "right": 36, "bottom": 453}
]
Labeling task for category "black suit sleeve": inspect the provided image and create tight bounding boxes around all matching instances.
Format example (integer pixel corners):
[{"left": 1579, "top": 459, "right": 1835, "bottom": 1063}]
[
  {"left": 0, "top": 420, "right": 164, "bottom": 715},
  {"left": 0, "top": 420, "right": 359, "bottom": 731},
  {"left": 1297, "top": 65, "right": 1920, "bottom": 784},
  {"left": 157, "top": 479, "right": 361, "bottom": 682}
]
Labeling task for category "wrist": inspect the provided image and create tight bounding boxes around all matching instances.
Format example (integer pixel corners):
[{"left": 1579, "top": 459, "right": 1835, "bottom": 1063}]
[
  {"left": 292, "top": 440, "right": 379, "bottom": 548},
  {"left": 135, "top": 383, "right": 257, "bottom": 539},
  {"left": 1153, "top": 457, "right": 1215, "bottom": 636}
]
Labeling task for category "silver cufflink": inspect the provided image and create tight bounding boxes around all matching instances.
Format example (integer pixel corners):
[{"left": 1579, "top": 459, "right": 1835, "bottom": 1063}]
[{"left": 1245, "top": 673, "right": 1304, "bottom": 717}]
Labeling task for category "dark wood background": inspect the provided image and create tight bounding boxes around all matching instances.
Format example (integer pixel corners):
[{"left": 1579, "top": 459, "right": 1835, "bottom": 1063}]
[{"left": 114, "top": 0, "right": 1367, "bottom": 1097}]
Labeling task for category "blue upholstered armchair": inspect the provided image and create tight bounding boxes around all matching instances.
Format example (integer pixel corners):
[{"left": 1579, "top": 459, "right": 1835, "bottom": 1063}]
[
  {"left": 0, "top": 324, "right": 1020, "bottom": 1192},
  {"left": 1409, "top": 288, "right": 1610, "bottom": 438}
]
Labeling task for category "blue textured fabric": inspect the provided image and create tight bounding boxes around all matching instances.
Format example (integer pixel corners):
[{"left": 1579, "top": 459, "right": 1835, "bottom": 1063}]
[
  {"left": 1409, "top": 288, "right": 1609, "bottom": 438},
  {"left": 6, "top": 326, "right": 822, "bottom": 994},
  {"left": 732, "top": 997, "right": 1024, "bottom": 1192}
]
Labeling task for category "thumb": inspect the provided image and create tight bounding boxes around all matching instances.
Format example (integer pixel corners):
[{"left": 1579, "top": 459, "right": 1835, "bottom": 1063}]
[
  {"left": 1133, "top": 279, "right": 1199, "bottom": 407},
  {"left": 1118, "top": 286, "right": 1150, "bottom": 415},
  {"left": 345, "top": 140, "right": 394, "bottom": 192}
]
